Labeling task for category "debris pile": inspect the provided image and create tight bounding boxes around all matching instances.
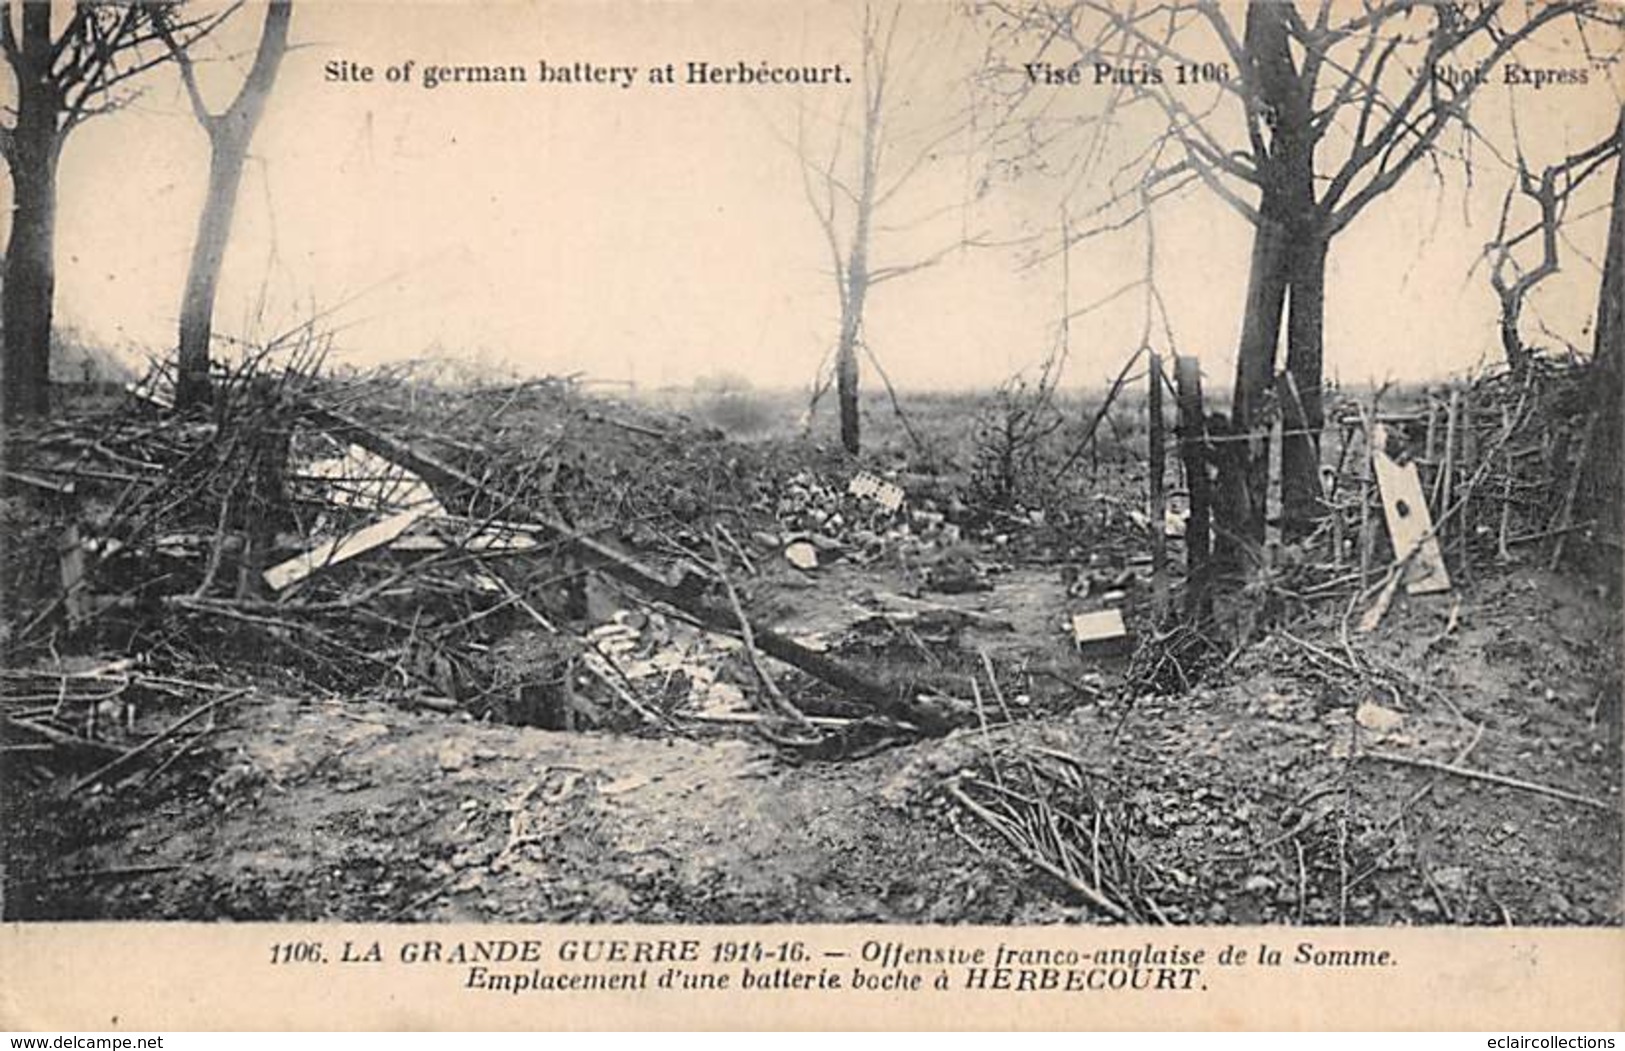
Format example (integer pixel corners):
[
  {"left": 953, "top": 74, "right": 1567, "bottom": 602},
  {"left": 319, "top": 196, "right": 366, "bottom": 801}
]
[{"left": 2, "top": 355, "right": 993, "bottom": 784}]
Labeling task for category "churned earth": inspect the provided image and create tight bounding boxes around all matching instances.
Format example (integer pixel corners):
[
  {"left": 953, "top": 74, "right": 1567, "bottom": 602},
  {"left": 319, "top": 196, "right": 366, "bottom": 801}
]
[{"left": 5, "top": 557, "right": 1620, "bottom": 927}]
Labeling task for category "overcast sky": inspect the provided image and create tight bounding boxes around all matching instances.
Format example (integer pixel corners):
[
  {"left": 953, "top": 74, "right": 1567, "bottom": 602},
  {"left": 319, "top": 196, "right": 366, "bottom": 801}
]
[{"left": 4, "top": 1, "right": 1622, "bottom": 393}]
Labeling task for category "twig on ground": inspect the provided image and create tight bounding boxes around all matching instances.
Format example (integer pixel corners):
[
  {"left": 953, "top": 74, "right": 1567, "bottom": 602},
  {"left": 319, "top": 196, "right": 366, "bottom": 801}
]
[
  {"left": 946, "top": 776, "right": 1131, "bottom": 922},
  {"left": 1361, "top": 751, "right": 1614, "bottom": 813}
]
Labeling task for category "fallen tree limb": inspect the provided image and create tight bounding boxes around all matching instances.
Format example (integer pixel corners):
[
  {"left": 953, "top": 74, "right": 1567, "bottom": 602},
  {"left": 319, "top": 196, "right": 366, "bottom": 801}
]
[
  {"left": 710, "top": 528, "right": 813, "bottom": 731},
  {"left": 868, "top": 590, "right": 1016, "bottom": 631},
  {"left": 3, "top": 717, "right": 125, "bottom": 759},
  {"left": 1361, "top": 751, "right": 1615, "bottom": 813}
]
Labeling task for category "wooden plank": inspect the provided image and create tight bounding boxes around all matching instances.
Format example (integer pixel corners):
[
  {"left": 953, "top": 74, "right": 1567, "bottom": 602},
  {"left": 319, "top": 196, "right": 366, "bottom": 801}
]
[
  {"left": 1370, "top": 425, "right": 1452, "bottom": 595},
  {"left": 263, "top": 506, "right": 433, "bottom": 592},
  {"left": 679, "top": 710, "right": 859, "bottom": 729},
  {"left": 388, "top": 523, "right": 542, "bottom": 554}
]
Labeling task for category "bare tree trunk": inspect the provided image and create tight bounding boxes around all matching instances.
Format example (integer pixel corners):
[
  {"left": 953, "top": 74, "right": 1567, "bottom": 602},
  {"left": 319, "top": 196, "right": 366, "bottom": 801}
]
[
  {"left": 1148, "top": 351, "right": 1167, "bottom": 617},
  {"left": 1, "top": 129, "right": 58, "bottom": 422},
  {"left": 1581, "top": 108, "right": 1625, "bottom": 558},
  {"left": 1175, "top": 355, "right": 1213, "bottom": 621},
  {"left": 836, "top": 329, "right": 861, "bottom": 454},
  {"left": 176, "top": 142, "right": 250, "bottom": 408},
  {"left": 1230, "top": 0, "right": 1321, "bottom": 548},
  {"left": 1, "top": 3, "right": 60, "bottom": 421},
  {"left": 1499, "top": 306, "right": 1531, "bottom": 378},
  {"left": 1227, "top": 213, "right": 1289, "bottom": 557},
  {"left": 1281, "top": 233, "right": 1328, "bottom": 536},
  {"left": 171, "top": 0, "right": 293, "bottom": 411},
  {"left": 1595, "top": 110, "right": 1625, "bottom": 384},
  {"left": 837, "top": 236, "right": 868, "bottom": 454},
  {"left": 837, "top": 50, "right": 878, "bottom": 457}
]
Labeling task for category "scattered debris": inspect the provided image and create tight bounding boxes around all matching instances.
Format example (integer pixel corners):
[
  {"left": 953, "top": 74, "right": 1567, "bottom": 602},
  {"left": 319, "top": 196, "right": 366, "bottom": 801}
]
[
  {"left": 263, "top": 505, "right": 435, "bottom": 591},
  {"left": 924, "top": 551, "right": 991, "bottom": 594},
  {"left": 848, "top": 471, "right": 906, "bottom": 514},
  {"left": 4, "top": 348, "right": 1618, "bottom": 928}
]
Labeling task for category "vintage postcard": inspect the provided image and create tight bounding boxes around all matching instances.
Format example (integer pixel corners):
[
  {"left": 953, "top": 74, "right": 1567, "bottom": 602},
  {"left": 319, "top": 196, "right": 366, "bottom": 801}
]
[{"left": 1, "top": 0, "right": 1622, "bottom": 1032}]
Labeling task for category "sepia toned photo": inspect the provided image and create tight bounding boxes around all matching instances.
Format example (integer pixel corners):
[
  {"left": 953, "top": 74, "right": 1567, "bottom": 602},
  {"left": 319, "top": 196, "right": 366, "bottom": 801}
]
[{"left": 1, "top": 0, "right": 1623, "bottom": 1032}]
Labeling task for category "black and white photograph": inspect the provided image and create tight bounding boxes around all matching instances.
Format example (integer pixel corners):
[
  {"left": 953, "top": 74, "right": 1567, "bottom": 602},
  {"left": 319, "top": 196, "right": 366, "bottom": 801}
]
[{"left": 2, "top": 0, "right": 1622, "bottom": 961}]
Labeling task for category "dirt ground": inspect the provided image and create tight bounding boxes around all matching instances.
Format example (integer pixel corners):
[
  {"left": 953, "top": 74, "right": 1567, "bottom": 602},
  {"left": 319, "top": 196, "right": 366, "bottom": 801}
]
[{"left": 6, "top": 547, "right": 1620, "bottom": 926}]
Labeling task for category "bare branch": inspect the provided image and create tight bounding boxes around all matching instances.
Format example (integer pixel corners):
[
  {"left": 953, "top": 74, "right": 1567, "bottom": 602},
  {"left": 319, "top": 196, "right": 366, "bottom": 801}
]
[
  {"left": 1328, "top": 1, "right": 1587, "bottom": 234},
  {"left": 59, "top": 2, "right": 241, "bottom": 134},
  {"left": 794, "top": 100, "right": 849, "bottom": 310},
  {"left": 1487, "top": 120, "right": 1623, "bottom": 354},
  {"left": 47, "top": 5, "right": 90, "bottom": 65},
  {"left": 1324, "top": 0, "right": 1426, "bottom": 42},
  {"left": 1308, "top": 15, "right": 1387, "bottom": 143},
  {"left": 869, "top": 234, "right": 975, "bottom": 284},
  {"left": 154, "top": 9, "right": 215, "bottom": 129},
  {"left": 0, "top": 0, "right": 21, "bottom": 65},
  {"left": 1179, "top": 144, "right": 1260, "bottom": 225},
  {"left": 874, "top": 104, "right": 972, "bottom": 208}
]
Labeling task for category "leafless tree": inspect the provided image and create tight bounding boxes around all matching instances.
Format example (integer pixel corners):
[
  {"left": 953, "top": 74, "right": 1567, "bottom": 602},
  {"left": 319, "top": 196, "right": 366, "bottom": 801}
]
[
  {"left": 160, "top": 0, "right": 292, "bottom": 410},
  {"left": 1484, "top": 112, "right": 1621, "bottom": 375},
  {"left": 983, "top": 0, "right": 1603, "bottom": 546},
  {"left": 797, "top": 0, "right": 977, "bottom": 454},
  {"left": 0, "top": 1, "right": 224, "bottom": 420}
]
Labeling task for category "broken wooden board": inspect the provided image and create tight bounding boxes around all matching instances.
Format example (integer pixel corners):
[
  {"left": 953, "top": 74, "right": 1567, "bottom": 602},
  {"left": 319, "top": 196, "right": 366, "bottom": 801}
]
[
  {"left": 387, "top": 523, "right": 542, "bottom": 554},
  {"left": 1371, "top": 426, "right": 1452, "bottom": 595},
  {"left": 263, "top": 506, "right": 434, "bottom": 592},
  {"left": 1070, "top": 608, "right": 1132, "bottom": 657},
  {"left": 300, "top": 444, "right": 438, "bottom": 512}
]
